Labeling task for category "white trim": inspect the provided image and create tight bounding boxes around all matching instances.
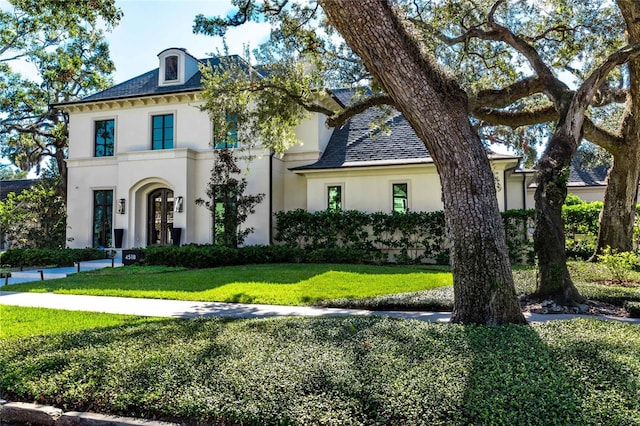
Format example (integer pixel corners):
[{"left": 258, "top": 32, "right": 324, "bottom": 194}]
[{"left": 325, "top": 182, "right": 344, "bottom": 210}]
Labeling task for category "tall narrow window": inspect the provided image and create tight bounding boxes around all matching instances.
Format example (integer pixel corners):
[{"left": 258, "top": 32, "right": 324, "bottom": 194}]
[
  {"left": 94, "top": 119, "right": 114, "bottom": 157},
  {"left": 214, "top": 115, "right": 239, "bottom": 149},
  {"left": 213, "top": 184, "right": 238, "bottom": 247},
  {"left": 327, "top": 185, "right": 342, "bottom": 210},
  {"left": 393, "top": 183, "right": 408, "bottom": 213},
  {"left": 93, "top": 190, "right": 113, "bottom": 248},
  {"left": 165, "top": 55, "right": 178, "bottom": 81},
  {"left": 152, "top": 114, "right": 174, "bottom": 150}
]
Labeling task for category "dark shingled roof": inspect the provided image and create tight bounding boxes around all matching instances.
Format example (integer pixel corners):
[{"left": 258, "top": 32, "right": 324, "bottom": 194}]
[
  {"left": 0, "top": 179, "right": 36, "bottom": 201},
  {"left": 293, "top": 104, "right": 432, "bottom": 170},
  {"left": 76, "top": 55, "right": 247, "bottom": 104},
  {"left": 568, "top": 159, "right": 609, "bottom": 186},
  {"left": 295, "top": 88, "right": 518, "bottom": 171}
]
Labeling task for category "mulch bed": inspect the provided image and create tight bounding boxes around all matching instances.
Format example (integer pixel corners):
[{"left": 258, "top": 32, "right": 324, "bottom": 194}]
[{"left": 520, "top": 295, "right": 629, "bottom": 318}]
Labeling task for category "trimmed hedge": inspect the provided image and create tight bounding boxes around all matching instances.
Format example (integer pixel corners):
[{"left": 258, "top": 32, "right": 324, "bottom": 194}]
[
  {"left": 0, "top": 248, "right": 108, "bottom": 268},
  {"left": 275, "top": 203, "right": 640, "bottom": 264},
  {"left": 140, "top": 244, "right": 380, "bottom": 268}
]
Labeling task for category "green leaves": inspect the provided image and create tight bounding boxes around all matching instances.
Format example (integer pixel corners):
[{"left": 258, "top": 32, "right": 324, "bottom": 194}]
[{"left": 0, "top": 0, "right": 120, "bottom": 182}]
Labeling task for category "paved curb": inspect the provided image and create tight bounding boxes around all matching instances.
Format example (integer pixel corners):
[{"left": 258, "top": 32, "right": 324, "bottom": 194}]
[{"left": 0, "top": 400, "right": 178, "bottom": 426}]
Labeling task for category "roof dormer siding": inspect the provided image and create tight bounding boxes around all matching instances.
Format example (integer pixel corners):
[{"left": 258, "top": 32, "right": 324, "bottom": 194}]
[{"left": 158, "top": 48, "right": 200, "bottom": 87}]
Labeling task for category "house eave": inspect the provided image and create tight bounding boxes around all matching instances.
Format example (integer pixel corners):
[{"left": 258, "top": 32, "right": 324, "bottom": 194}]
[{"left": 54, "top": 90, "right": 202, "bottom": 113}]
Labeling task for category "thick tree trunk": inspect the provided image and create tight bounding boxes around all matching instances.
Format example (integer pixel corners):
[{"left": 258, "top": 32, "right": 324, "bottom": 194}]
[
  {"left": 591, "top": 0, "right": 640, "bottom": 258},
  {"left": 533, "top": 131, "right": 585, "bottom": 304},
  {"left": 320, "top": 0, "right": 525, "bottom": 324},
  {"left": 55, "top": 147, "right": 68, "bottom": 199},
  {"left": 592, "top": 141, "right": 640, "bottom": 257}
]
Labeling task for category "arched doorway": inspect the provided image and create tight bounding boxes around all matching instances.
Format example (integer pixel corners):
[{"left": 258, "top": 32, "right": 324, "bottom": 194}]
[{"left": 147, "top": 188, "right": 174, "bottom": 245}]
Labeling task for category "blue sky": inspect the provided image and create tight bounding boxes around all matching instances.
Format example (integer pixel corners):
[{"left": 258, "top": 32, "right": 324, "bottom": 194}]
[
  {"left": 107, "top": 1, "right": 271, "bottom": 83},
  {"left": 0, "top": 0, "right": 271, "bottom": 84}
]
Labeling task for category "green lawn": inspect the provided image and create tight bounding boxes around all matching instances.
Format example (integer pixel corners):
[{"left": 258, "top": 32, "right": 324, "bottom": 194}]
[
  {"left": 3, "top": 263, "right": 452, "bottom": 305},
  {"left": 0, "top": 305, "right": 161, "bottom": 340},
  {"left": 1, "top": 315, "right": 638, "bottom": 425}
]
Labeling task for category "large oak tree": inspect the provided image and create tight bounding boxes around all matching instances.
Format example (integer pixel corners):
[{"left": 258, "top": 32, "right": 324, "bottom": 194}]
[
  {"left": 408, "top": 0, "right": 640, "bottom": 304},
  {"left": 0, "top": 0, "right": 121, "bottom": 197},
  {"left": 195, "top": 0, "right": 526, "bottom": 324}
]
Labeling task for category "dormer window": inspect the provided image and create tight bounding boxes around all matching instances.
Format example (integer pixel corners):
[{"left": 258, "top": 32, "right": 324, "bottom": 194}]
[
  {"left": 157, "top": 48, "right": 200, "bottom": 87},
  {"left": 165, "top": 55, "right": 178, "bottom": 81}
]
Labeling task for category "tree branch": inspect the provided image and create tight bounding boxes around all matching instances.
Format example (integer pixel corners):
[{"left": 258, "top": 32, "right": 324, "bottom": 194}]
[
  {"left": 325, "top": 93, "right": 395, "bottom": 127},
  {"left": 582, "top": 117, "right": 624, "bottom": 153},
  {"left": 485, "top": 0, "right": 570, "bottom": 102},
  {"left": 469, "top": 76, "right": 545, "bottom": 110},
  {"left": 472, "top": 104, "right": 557, "bottom": 128},
  {"left": 564, "top": 41, "right": 640, "bottom": 138}
]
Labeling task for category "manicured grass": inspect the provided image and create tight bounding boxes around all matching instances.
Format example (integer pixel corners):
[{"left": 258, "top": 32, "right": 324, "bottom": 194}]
[
  {"left": 0, "top": 305, "right": 161, "bottom": 340},
  {"left": 3, "top": 263, "right": 452, "bottom": 306},
  {"left": 1, "top": 316, "right": 638, "bottom": 425}
]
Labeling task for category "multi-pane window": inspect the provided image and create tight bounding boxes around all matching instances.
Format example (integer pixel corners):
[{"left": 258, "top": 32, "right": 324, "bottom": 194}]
[
  {"left": 393, "top": 183, "right": 408, "bottom": 213},
  {"left": 213, "top": 185, "right": 238, "bottom": 247},
  {"left": 152, "top": 114, "right": 174, "bottom": 150},
  {"left": 94, "top": 119, "right": 114, "bottom": 157},
  {"left": 93, "top": 190, "right": 113, "bottom": 248},
  {"left": 327, "top": 185, "right": 342, "bottom": 210},
  {"left": 214, "top": 115, "right": 239, "bottom": 149},
  {"left": 165, "top": 55, "right": 178, "bottom": 81}
]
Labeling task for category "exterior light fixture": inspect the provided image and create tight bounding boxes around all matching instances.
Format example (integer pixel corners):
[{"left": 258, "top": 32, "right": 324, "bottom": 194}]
[
  {"left": 175, "top": 196, "right": 184, "bottom": 212},
  {"left": 117, "top": 198, "right": 126, "bottom": 214}
]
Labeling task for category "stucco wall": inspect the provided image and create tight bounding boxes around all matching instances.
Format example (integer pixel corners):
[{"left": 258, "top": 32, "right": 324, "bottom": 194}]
[{"left": 66, "top": 96, "right": 313, "bottom": 249}]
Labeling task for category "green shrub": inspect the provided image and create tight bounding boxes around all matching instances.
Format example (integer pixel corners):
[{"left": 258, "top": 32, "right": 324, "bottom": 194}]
[
  {"left": 0, "top": 248, "right": 106, "bottom": 268},
  {"left": 140, "top": 245, "right": 382, "bottom": 268},
  {"left": 597, "top": 247, "right": 640, "bottom": 283}
]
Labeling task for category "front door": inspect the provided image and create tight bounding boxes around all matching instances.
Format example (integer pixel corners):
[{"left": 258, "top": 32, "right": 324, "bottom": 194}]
[{"left": 147, "top": 188, "right": 174, "bottom": 245}]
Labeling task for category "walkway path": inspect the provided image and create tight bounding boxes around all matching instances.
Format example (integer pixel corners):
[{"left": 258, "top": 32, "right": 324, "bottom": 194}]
[
  {"left": 2, "top": 256, "right": 122, "bottom": 285},
  {"left": 1, "top": 257, "right": 639, "bottom": 324}
]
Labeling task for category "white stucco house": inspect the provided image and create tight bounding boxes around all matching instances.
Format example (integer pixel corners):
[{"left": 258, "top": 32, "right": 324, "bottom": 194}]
[{"left": 57, "top": 48, "right": 533, "bottom": 250}]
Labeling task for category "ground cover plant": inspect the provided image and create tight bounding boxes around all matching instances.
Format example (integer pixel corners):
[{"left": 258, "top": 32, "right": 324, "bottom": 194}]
[
  {"left": 0, "top": 315, "right": 638, "bottom": 425},
  {"left": 2, "top": 264, "right": 452, "bottom": 306},
  {"left": 0, "top": 306, "right": 160, "bottom": 340}
]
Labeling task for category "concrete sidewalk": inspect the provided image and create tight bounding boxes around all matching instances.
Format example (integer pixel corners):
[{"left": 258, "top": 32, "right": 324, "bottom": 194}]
[
  {"left": 1, "top": 256, "right": 639, "bottom": 324},
  {"left": 2, "top": 256, "right": 123, "bottom": 285},
  {"left": 2, "top": 290, "right": 640, "bottom": 324}
]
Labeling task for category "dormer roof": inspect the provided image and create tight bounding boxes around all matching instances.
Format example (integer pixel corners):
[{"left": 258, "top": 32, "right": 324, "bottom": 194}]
[{"left": 61, "top": 54, "right": 251, "bottom": 105}]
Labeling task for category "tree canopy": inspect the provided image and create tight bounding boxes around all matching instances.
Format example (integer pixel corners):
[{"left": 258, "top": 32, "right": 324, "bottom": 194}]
[{"left": 0, "top": 0, "right": 121, "bottom": 194}]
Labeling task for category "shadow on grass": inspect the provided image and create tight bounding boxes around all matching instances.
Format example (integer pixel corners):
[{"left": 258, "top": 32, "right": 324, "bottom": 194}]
[
  {"left": 5, "top": 316, "right": 633, "bottom": 424},
  {"left": 461, "top": 324, "right": 582, "bottom": 425}
]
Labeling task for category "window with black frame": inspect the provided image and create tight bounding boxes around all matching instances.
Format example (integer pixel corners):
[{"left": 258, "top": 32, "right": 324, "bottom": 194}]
[
  {"left": 94, "top": 119, "right": 114, "bottom": 157},
  {"left": 152, "top": 114, "right": 174, "bottom": 150},
  {"left": 327, "top": 185, "right": 342, "bottom": 210},
  {"left": 93, "top": 190, "right": 113, "bottom": 248},
  {"left": 392, "top": 183, "right": 408, "bottom": 213}
]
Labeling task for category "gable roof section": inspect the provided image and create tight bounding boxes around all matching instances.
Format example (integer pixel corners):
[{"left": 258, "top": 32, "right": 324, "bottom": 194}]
[
  {"left": 63, "top": 55, "right": 249, "bottom": 105},
  {"left": 293, "top": 105, "right": 432, "bottom": 170}
]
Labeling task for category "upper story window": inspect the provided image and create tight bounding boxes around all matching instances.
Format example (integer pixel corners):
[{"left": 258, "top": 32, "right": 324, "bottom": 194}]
[
  {"left": 157, "top": 48, "right": 199, "bottom": 86},
  {"left": 214, "top": 115, "right": 239, "bottom": 149},
  {"left": 327, "top": 185, "right": 342, "bottom": 211},
  {"left": 393, "top": 183, "right": 408, "bottom": 213},
  {"left": 94, "top": 119, "right": 114, "bottom": 157},
  {"left": 164, "top": 55, "right": 178, "bottom": 81},
  {"left": 152, "top": 114, "right": 174, "bottom": 150}
]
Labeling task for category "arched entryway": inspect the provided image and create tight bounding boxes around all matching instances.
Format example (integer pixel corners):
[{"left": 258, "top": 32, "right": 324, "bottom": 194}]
[{"left": 147, "top": 188, "right": 174, "bottom": 245}]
